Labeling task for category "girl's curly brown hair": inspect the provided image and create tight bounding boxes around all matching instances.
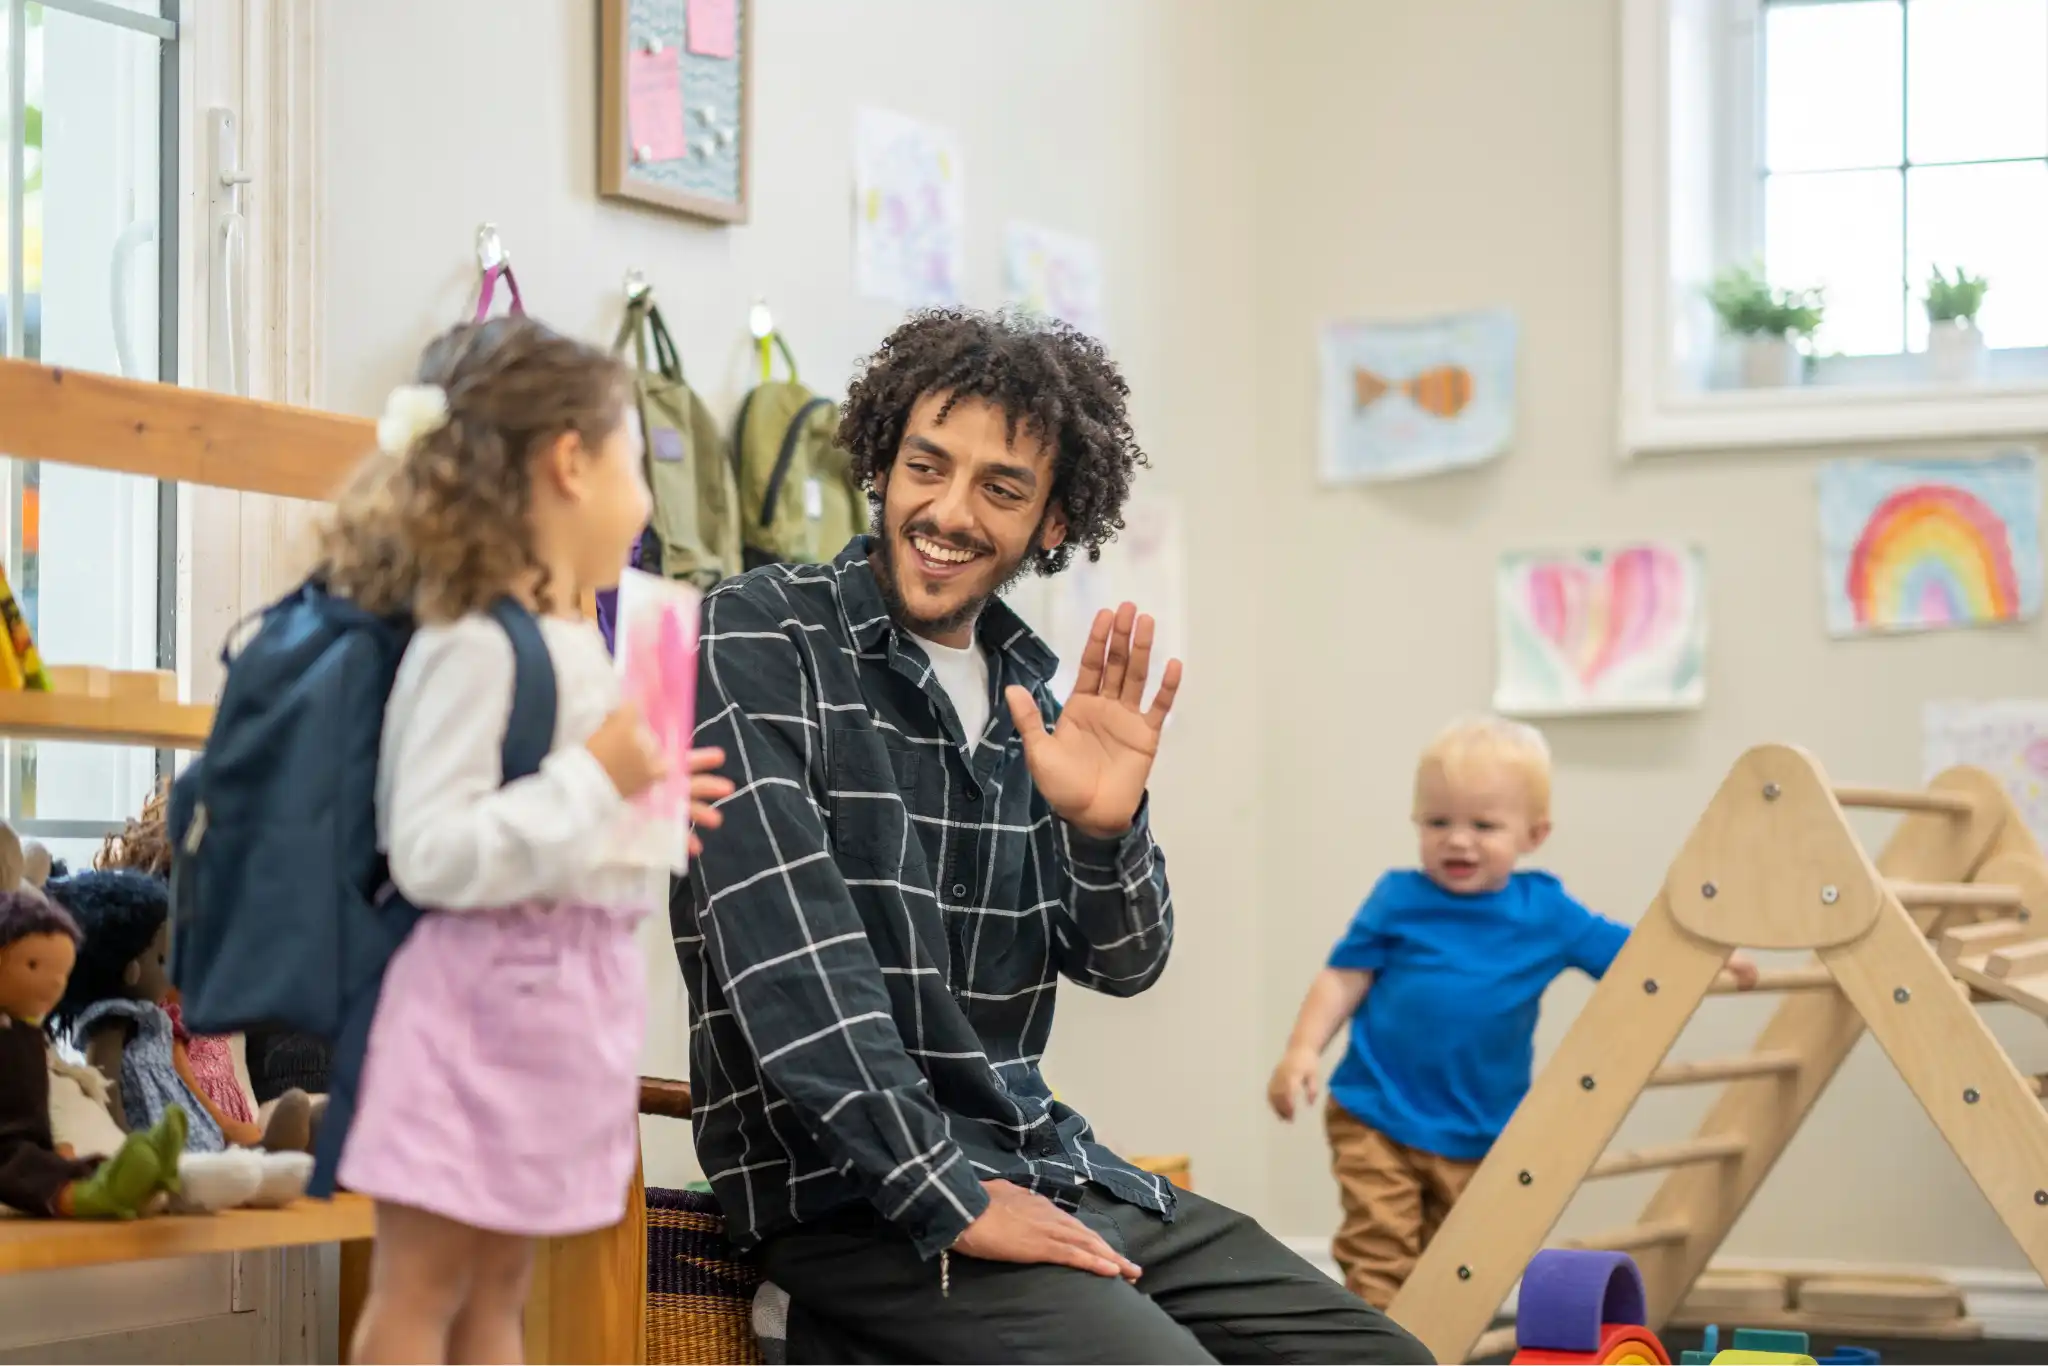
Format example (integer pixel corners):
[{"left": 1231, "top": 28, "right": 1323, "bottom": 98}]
[
  {"left": 837, "top": 309, "right": 1149, "bottom": 576},
  {"left": 96, "top": 778, "right": 171, "bottom": 877},
  {"left": 317, "top": 315, "right": 632, "bottom": 622}
]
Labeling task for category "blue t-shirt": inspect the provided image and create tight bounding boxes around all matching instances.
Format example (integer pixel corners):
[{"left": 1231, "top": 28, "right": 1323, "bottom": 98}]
[{"left": 1325, "top": 869, "right": 1629, "bottom": 1161}]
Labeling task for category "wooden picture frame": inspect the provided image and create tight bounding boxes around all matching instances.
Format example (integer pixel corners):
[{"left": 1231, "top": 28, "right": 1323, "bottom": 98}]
[{"left": 599, "top": 0, "right": 753, "bottom": 225}]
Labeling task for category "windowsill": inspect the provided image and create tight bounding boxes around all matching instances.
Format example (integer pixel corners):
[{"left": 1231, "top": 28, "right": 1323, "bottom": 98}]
[{"left": 1623, "top": 373, "right": 2048, "bottom": 456}]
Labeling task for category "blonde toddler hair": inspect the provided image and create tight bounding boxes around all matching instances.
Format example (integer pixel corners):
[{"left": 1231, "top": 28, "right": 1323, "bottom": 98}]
[{"left": 1414, "top": 715, "right": 1553, "bottom": 822}]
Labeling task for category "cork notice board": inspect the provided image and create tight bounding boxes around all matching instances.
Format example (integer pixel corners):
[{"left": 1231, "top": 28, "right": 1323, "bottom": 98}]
[{"left": 599, "top": 0, "right": 753, "bottom": 224}]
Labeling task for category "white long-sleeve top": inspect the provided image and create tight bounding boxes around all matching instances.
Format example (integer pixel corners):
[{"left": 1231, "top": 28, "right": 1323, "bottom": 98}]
[{"left": 376, "top": 612, "right": 665, "bottom": 912}]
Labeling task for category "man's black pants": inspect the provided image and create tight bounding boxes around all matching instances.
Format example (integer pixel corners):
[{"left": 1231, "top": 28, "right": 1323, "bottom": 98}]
[{"left": 759, "top": 1186, "right": 1435, "bottom": 1364}]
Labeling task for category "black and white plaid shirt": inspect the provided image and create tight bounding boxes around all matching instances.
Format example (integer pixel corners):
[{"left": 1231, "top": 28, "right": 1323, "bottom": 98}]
[{"left": 673, "top": 537, "right": 1177, "bottom": 1259}]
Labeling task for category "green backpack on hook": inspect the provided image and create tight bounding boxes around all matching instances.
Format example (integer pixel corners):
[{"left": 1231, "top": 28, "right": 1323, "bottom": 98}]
[
  {"left": 612, "top": 292, "right": 744, "bottom": 588},
  {"left": 731, "top": 331, "right": 867, "bottom": 568}
]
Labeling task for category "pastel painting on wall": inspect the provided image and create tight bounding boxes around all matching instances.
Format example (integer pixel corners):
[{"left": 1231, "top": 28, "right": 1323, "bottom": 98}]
[
  {"left": 1818, "top": 451, "right": 2042, "bottom": 637},
  {"left": 1494, "top": 542, "right": 1707, "bottom": 717},
  {"left": 1924, "top": 699, "right": 2048, "bottom": 848},
  {"left": 853, "top": 107, "right": 965, "bottom": 307},
  {"left": 1319, "top": 308, "right": 1517, "bottom": 483}
]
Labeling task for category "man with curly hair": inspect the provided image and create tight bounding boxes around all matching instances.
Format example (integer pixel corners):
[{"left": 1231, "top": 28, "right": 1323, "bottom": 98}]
[{"left": 675, "top": 311, "right": 1428, "bottom": 1363}]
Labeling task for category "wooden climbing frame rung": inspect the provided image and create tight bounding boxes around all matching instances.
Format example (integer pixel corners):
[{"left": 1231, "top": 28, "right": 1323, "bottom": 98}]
[
  {"left": 1647, "top": 1050, "right": 1802, "bottom": 1086},
  {"left": 1708, "top": 966, "right": 1836, "bottom": 994},
  {"left": 1564, "top": 1219, "right": 1693, "bottom": 1253},
  {"left": 1588, "top": 1135, "right": 1748, "bottom": 1179},
  {"left": 1889, "top": 879, "right": 2024, "bottom": 909},
  {"left": 1986, "top": 940, "right": 2048, "bottom": 980},
  {"left": 1834, "top": 784, "right": 1979, "bottom": 816},
  {"left": 1940, "top": 919, "right": 2037, "bottom": 962}
]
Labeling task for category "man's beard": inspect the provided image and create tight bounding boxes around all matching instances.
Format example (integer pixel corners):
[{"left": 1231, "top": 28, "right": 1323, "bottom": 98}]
[{"left": 871, "top": 507, "right": 1041, "bottom": 641}]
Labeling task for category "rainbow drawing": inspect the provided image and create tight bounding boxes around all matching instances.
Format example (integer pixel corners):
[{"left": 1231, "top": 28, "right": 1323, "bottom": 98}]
[
  {"left": 1494, "top": 542, "right": 1706, "bottom": 717},
  {"left": 1820, "top": 453, "right": 2042, "bottom": 637}
]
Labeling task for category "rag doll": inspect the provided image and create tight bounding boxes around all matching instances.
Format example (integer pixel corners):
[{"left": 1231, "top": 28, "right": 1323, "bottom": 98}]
[
  {"left": 100, "top": 780, "right": 331, "bottom": 1133},
  {"left": 0, "top": 887, "right": 183, "bottom": 1217},
  {"left": 47, "top": 869, "right": 314, "bottom": 1154}
]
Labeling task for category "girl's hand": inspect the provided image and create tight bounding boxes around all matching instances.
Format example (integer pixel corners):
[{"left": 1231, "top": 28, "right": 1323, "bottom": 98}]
[
  {"left": 1266, "top": 1047, "right": 1322, "bottom": 1122},
  {"left": 587, "top": 703, "right": 668, "bottom": 799},
  {"left": 683, "top": 747, "right": 735, "bottom": 857},
  {"left": 1726, "top": 951, "right": 1762, "bottom": 990}
]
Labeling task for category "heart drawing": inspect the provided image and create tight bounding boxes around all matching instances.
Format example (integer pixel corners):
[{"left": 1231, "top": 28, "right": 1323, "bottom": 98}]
[{"left": 1494, "top": 543, "right": 1705, "bottom": 715}]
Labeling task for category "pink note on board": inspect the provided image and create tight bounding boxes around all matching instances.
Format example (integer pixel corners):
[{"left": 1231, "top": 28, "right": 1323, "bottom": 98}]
[
  {"left": 687, "top": 0, "right": 737, "bottom": 59},
  {"left": 627, "top": 47, "right": 688, "bottom": 162}
]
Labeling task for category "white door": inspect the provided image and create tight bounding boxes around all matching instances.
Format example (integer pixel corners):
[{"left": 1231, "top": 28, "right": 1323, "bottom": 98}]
[{"left": 0, "top": 0, "right": 311, "bottom": 1358}]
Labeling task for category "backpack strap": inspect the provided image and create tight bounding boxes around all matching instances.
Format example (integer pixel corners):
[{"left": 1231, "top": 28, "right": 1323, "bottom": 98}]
[
  {"left": 761, "top": 397, "right": 836, "bottom": 528},
  {"left": 488, "top": 597, "right": 558, "bottom": 781}
]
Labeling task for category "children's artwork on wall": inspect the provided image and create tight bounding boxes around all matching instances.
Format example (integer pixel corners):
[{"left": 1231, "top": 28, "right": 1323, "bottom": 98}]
[
  {"left": 1318, "top": 309, "right": 1517, "bottom": 484},
  {"left": 1493, "top": 542, "right": 1706, "bottom": 717},
  {"left": 1818, "top": 451, "right": 2043, "bottom": 637},
  {"left": 598, "top": 0, "right": 753, "bottom": 224},
  {"left": 1003, "top": 223, "right": 1104, "bottom": 338},
  {"left": 1043, "top": 494, "right": 1186, "bottom": 712},
  {"left": 614, "top": 568, "right": 702, "bottom": 873},
  {"left": 1924, "top": 699, "right": 2048, "bottom": 846},
  {"left": 853, "top": 108, "right": 965, "bottom": 308}
]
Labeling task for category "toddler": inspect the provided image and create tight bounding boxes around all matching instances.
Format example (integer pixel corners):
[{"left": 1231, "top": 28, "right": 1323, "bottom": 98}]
[
  {"left": 322, "top": 316, "right": 735, "bottom": 1364},
  {"left": 1267, "top": 715, "right": 1756, "bottom": 1309}
]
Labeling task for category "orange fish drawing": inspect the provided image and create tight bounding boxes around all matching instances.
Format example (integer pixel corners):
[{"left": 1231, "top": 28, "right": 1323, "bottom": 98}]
[{"left": 1352, "top": 364, "right": 1475, "bottom": 420}]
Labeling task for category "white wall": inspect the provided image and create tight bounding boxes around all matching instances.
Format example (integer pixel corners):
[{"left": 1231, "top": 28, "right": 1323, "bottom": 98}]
[
  {"left": 318, "top": 0, "right": 2048, "bottom": 1277},
  {"left": 321, "top": 0, "right": 1267, "bottom": 1211}
]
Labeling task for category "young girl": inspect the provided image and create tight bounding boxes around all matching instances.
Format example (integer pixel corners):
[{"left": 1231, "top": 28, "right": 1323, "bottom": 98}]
[{"left": 320, "top": 315, "right": 734, "bottom": 1365}]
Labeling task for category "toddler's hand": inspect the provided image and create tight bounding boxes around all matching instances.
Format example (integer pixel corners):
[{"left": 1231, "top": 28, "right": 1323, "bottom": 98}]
[
  {"left": 1726, "top": 951, "right": 1761, "bottom": 991},
  {"left": 1266, "top": 1048, "right": 1321, "bottom": 1122},
  {"left": 587, "top": 702, "right": 668, "bottom": 800}
]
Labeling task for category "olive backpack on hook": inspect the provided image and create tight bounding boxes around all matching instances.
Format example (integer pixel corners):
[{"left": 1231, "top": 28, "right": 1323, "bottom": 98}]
[
  {"left": 614, "top": 292, "right": 744, "bottom": 589},
  {"left": 730, "top": 332, "right": 865, "bottom": 568}
]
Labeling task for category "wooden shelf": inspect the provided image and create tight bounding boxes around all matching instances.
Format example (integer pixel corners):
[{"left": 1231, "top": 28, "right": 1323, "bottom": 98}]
[
  {"left": 0, "top": 1195, "right": 372, "bottom": 1276},
  {"left": 0, "top": 688, "right": 212, "bottom": 749},
  {"left": 0, "top": 358, "right": 373, "bottom": 501}
]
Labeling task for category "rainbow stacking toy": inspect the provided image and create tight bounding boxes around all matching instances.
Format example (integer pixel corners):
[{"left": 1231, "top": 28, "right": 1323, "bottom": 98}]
[{"left": 1509, "top": 1249, "right": 1669, "bottom": 1364}]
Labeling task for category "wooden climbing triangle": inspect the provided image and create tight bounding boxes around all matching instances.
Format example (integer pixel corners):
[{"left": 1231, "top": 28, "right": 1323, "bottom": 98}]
[{"left": 1387, "top": 744, "right": 2048, "bottom": 1363}]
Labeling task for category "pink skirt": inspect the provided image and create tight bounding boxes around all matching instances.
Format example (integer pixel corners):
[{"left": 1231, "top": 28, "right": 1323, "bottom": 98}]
[{"left": 338, "top": 900, "right": 647, "bottom": 1237}]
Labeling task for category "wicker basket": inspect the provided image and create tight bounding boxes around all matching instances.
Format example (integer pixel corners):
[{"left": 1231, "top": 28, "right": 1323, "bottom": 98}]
[{"left": 645, "top": 1187, "right": 764, "bottom": 1365}]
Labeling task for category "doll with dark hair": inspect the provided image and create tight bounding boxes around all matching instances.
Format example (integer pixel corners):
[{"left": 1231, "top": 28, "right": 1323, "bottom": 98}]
[
  {"left": 101, "top": 780, "right": 331, "bottom": 1118},
  {"left": 0, "top": 890, "right": 183, "bottom": 1217},
  {"left": 49, "top": 870, "right": 313, "bottom": 1153}
]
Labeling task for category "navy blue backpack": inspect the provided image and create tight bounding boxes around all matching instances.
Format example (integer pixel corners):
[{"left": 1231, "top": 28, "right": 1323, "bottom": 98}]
[{"left": 168, "top": 581, "right": 555, "bottom": 1195}]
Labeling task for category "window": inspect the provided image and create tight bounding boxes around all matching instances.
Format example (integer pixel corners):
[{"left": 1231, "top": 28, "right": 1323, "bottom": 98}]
[
  {"left": 1, "top": 0, "right": 179, "bottom": 868},
  {"left": 1619, "top": 0, "right": 2048, "bottom": 452},
  {"left": 1761, "top": 0, "right": 2048, "bottom": 358}
]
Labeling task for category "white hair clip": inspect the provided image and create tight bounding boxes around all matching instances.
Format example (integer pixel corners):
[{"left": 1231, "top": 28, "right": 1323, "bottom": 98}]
[{"left": 375, "top": 384, "right": 452, "bottom": 455}]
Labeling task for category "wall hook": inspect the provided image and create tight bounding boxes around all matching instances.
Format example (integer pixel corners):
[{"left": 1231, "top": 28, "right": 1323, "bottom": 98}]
[
  {"left": 476, "top": 222, "right": 509, "bottom": 272},
  {"left": 624, "top": 268, "right": 651, "bottom": 301}
]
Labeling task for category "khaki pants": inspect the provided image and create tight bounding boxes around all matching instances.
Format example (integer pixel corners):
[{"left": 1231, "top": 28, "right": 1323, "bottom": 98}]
[{"left": 1325, "top": 1101, "right": 1480, "bottom": 1310}]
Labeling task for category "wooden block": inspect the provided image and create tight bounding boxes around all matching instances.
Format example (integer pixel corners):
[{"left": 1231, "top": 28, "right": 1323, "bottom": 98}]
[
  {"left": 1796, "top": 1274, "right": 1963, "bottom": 1321},
  {"left": 107, "top": 669, "right": 179, "bottom": 703},
  {"left": 43, "top": 665, "right": 111, "bottom": 698},
  {"left": 1679, "top": 1269, "right": 1790, "bottom": 1317},
  {"left": 1987, "top": 939, "right": 2048, "bottom": 979}
]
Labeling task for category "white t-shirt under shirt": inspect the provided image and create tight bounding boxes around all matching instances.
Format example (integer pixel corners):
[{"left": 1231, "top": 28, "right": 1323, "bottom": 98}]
[
  {"left": 374, "top": 612, "right": 670, "bottom": 914},
  {"left": 916, "top": 633, "right": 992, "bottom": 745}
]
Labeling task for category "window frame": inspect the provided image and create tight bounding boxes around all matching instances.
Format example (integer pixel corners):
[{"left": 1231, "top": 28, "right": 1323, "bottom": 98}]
[
  {"left": 2, "top": 0, "right": 182, "bottom": 855},
  {"left": 1619, "top": 0, "right": 2048, "bottom": 455}
]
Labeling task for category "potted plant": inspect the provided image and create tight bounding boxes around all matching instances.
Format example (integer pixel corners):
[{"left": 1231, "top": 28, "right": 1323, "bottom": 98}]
[
  {"left": 1706, "top": 263, "right": 1824, "bottom": 388},
  {"left": 1924, "top": 266, "right": 1989, "bottom": 383}
]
